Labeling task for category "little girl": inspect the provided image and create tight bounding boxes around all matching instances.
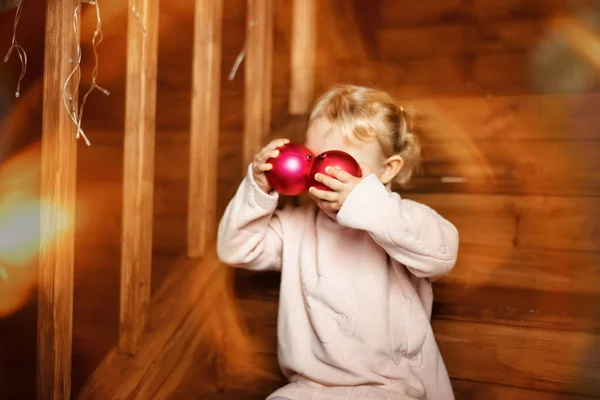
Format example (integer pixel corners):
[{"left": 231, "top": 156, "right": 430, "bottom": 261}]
[{"left": 217, "top": 85, "right": 459, "bottom": 400}]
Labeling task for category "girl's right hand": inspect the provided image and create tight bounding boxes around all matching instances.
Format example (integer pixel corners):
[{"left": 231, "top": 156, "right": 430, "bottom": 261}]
[{"left": 252, "top": 138, "right": 290, "bottom": 193}]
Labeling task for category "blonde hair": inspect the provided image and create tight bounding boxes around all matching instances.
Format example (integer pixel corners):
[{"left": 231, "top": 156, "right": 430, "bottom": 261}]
[{"left": 308, "top": 84, "right": 421, "bottom": 187}]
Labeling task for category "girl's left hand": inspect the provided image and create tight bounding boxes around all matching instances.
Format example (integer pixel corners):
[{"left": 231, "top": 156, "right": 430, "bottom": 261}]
[{"left": 308, "top": 164, "right": 371, "bottom": 212}]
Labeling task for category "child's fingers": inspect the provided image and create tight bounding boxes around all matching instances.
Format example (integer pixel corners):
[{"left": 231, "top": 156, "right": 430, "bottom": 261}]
[
  {"left": 266, "top": 138, "right": 290, "bottom": 150},
  {"left": 315, "top": 199, "right": 341, "bottom": 213},
  {"left": 255, "top": 162, "right": 273, "bottom": 172},
  {"left": 254, "top": 138, "right": 290, "bottom": 166},
  {"left": 255, "top": 148, "right": 279, "bottom": 163},
  {"left": 325, "top": 166, "right": 353, "bottom": 183},
  {"left": 308, "top": 186, "right": 338, "bottom": 202},
  {"left": 264, "top": 148, "right": 280, "bottom": 161},
  {"left": 314, "top": 173, "right": 344, "bottom": 191}
]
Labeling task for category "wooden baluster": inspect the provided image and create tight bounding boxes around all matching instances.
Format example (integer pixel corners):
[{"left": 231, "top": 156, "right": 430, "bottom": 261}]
[
  {"left": 289, "top": 0, "right": 316, "bottom": 115},
  {"left": 243, "top": 0, "right": 274, "bottom": 170},
  {"left": 262, "top": 0, "right": 274, "bottom": 135},
  {"left": 119, "top": 0, "right": 160, "bottom": 355},
  {"left": 37, "top": 0, "right": 80, "bottom": 398},
  {"left": 187, "top": 0, "right": 224, "bottom": 259}
]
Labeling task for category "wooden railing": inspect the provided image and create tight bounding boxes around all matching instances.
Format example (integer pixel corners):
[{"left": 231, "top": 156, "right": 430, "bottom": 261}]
[{"left": 36, "top": 0, "right": 315, "bottom": 399}]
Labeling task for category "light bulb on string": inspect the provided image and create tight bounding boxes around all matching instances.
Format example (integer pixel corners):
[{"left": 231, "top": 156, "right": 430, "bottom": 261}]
[
  {"left": 60, "top": 0, "right": 111, "bottom": 147},
  {"left": 61, "top": 3, "right": 87, "bottom": 144},
  {"left": 77, "top": 0, "right": 110, "bottom": 146},
  {"left": 3, "top": 0, "right": 27, "bottom": 98}
]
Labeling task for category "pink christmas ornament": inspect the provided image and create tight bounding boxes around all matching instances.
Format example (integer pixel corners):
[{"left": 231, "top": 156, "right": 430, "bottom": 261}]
[
  {"left": 308, "top": 150, "right": 362, "bottom": 191},
  {"left": 265, "top": 143, "right": 314, "bottom": 196}
]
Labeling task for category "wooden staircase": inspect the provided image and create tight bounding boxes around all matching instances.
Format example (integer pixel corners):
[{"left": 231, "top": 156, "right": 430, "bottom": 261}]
[{"left": 77, "top": 246, "right": 284, "bottom": 399}]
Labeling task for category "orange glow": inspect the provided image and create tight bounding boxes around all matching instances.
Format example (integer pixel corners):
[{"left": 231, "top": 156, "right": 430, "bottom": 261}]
[
  {"left": 0, "top": 143, "right": 76, "bottom": 318},
  {"left": 551, "top": 15, "right": 600, "bottom": 72}
]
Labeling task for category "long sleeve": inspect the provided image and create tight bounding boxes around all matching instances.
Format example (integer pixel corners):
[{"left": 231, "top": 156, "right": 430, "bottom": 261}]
[
  {"left": 336, "top": 174, "right": 459, "bottom": 280},
  {"left": 217, "top": 164, "right": 284, "bottom": 271}
]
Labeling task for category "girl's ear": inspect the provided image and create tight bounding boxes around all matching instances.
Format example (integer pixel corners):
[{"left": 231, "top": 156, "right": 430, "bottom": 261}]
[{"left": 380, "top": 155, "right": 403, "bottom": 185}]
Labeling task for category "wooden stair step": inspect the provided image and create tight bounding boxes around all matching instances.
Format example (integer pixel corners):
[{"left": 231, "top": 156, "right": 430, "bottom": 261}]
[{"left": 77, "top": 250, "right": 223, "bottom": 399}]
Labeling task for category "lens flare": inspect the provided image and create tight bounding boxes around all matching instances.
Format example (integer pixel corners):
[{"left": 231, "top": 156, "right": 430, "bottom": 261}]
[{"left": 0, "top": 143, "right": 75, "bottom": 318}]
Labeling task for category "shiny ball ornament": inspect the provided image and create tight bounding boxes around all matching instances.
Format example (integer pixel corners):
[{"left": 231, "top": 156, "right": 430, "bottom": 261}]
[
  {"left": 265, "top": 143, "right": 314, "bottom": 196},
  {"left": 308, "top": 150, "right": 362, "bottom": 191}
]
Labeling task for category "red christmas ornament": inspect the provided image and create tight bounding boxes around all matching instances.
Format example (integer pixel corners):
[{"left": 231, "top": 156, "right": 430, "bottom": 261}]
[
  {"left": 308, "top": 150, "right": 362, "bottom": 191},
  {"left": 265, "top": 143, "right": 314, "bottom": 196}
]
